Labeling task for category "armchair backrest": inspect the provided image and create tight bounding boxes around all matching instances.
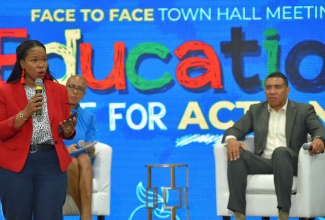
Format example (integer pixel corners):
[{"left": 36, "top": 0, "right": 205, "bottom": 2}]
[{"left": 242, "top": 136, "right": 254, "bottom": 151}]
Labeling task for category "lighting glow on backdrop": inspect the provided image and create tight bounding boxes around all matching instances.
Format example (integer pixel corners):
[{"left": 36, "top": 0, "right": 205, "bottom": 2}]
[{"left": 0, "top": 0, "right": 325, "bottom": 219}]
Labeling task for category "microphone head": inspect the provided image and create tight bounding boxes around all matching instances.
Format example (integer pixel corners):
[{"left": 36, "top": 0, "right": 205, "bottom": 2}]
[
  {"left": 78, "top": 140, "right": 85, "bottom": 148},
  {"left": 302, "top": 143, "right": 311, "bottom": 150},
  {"left": 35, "top": 78, "right": 43, "bottom": 86}
]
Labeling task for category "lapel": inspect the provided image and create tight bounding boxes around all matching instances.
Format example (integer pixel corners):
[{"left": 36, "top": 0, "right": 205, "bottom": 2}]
[
  {"left": 13, "top": 82, "right": 28, "bottom": 110},
  {"left": 260, "top": 102, "right": 270, "bottom": 145},
  {"left": 44, "top": 80, "right": 55, "bottom": 124},
  {"left": 285, "top": 100, "right": 296, "bottom": 147}
]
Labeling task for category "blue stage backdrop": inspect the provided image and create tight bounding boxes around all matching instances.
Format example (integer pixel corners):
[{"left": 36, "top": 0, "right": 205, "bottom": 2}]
[{"left": 0, "top": 0, "right": 325, "bottom": 219}]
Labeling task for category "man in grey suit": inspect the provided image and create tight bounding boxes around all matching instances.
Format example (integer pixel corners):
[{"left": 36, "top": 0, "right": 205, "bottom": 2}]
[{"left": 223, "top": 72, "right": 325, "bottom": 220}]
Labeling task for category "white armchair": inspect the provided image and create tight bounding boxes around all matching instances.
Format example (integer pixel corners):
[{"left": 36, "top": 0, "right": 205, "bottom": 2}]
[
  {"left": 214, "top": 136, "right": 325, "bottom": 218},
  {"left": 63, "top": 142, "right": 112, "bottom": 220}
]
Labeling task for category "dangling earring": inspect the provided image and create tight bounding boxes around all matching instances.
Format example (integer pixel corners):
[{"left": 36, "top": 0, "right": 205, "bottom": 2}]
[{"left": 20, "top": 69, "right": 25, "bottom": 84}]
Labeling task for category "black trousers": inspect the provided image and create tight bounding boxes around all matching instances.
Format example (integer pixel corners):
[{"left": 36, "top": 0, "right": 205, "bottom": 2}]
[{"left": 227, "top": 147, "right": 298, "bottom": 215}]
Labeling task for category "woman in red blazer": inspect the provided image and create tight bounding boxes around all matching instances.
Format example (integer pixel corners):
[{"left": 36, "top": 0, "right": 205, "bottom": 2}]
[{"left": 0, "top": 40, "right": 76, "bottom": 220}]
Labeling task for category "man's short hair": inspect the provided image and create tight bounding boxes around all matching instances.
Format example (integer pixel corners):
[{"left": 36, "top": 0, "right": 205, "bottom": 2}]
[{"left": 265, "top": 72, "right": 288, "bottom": 87}]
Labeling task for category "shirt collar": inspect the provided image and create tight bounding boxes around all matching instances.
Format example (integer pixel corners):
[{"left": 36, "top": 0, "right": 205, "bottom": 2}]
[
  {"left": 268, "top": 99, "right": 288, "bottom": 112},
  {"left": 71, "top": 104, "right": 80, "bottom": 113}
]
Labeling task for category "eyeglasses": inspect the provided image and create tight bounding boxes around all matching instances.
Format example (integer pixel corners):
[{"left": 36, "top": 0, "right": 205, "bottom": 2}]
[{"left": 66, "top": 84, "right": 86, "bottom": 93}]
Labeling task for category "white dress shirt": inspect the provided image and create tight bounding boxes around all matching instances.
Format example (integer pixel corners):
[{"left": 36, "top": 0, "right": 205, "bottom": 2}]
[
  {"left": 225, "top": 100, "right": 289, "bottom": 159},
  {"left": 262, "top": 100, "right": 288, "bottom": 159}
]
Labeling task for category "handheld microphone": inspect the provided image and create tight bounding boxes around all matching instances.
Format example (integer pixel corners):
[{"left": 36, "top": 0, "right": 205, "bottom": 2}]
[
  {"left": 76, "top": 140, "right": 85, "bottom": 149},
  {"left": 35, "top": 79, "right": 43, "bottom": 117},
  {"left": 70, "top": 140, "right": 86, "bottom": 157},
  {"left": 302, "top": 143, "right": 312, "bottom": 150}
]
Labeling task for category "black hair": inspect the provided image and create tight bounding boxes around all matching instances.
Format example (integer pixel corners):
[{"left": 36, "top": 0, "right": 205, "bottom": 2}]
[
  {"left": 265, "top": 72, "right": 288, "bottom": 87},
  {"left": 7, "top": 40, "right": 56, "bottom": 83}
]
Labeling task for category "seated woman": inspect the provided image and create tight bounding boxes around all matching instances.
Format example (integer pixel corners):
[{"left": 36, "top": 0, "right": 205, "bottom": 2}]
[{"left": 64, "top": 75, "right": 97, "bottom": 220}]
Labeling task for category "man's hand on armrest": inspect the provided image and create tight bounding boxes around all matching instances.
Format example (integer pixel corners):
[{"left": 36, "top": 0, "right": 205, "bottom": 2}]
[{"left": 309, "top": 137, "right": 325, "bottom": 155}]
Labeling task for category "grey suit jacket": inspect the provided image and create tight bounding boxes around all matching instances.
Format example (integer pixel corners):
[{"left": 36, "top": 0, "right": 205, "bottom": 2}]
[{"left": 223, "top": 100, "right": 325, "bottom": 156}]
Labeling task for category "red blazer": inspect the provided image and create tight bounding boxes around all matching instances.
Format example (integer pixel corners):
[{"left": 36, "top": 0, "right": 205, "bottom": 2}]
[{"left": 0, "top": 80, "right": 73, "bottom": 173}]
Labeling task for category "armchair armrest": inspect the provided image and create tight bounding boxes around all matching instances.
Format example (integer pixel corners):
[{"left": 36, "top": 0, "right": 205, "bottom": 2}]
[
  {"left": 214, "top": 142, "right": 230, "bottom": 216},
  {"left": 91, "top": 142, "right": 112, "bottom": 215},
  {"left": 295, "top": 146, "right": 325, "bottom": 213},
  {"left": 214, "top": 136, "right": 255, "bottom": 216}
]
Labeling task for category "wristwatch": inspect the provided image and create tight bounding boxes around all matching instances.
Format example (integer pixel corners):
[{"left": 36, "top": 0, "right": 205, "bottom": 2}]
[{"left": 19, "top": 111, "right": 28, "bottom": 121}]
